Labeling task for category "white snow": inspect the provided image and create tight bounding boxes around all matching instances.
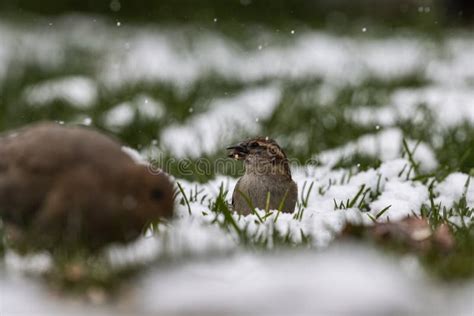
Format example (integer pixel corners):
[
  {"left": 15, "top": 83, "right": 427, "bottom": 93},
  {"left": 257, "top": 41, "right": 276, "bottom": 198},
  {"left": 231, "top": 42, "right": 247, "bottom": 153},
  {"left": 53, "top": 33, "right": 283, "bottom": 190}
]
[
  {"left": 316, "top": 128, "right": 438, "bottom": 171},
  {"left": 427, "top": 37, "right": 474, "bottom": 86},
  {"left": 121, "top": 146, "right": 148, "bottom": 165},
  {"left": 392, "top": 85, "right": 474, "bottom": 128},
  {"left": 0, "top": 272, "right": 113, "bottom": 316},
  {"left": 370, "top": 179, "right": 429, "bottom": 221},
  {"left": 3, "top": 246, "right": 474, "bottom": 316},
  {"left": 4, "top": 251, "right": 52, "bottom": 274},
  {"left": 103, "top": 95, "right": 166, "bottom": 130},
  {"left": 0, "top": 18, "right": 472, "bottom": 93},
  {"left": 346, "top": 85, "right": 474, "bottom": 133},
  {"left": 103, "top": 102, "right": 135, "bottom": 128},
  {"left": 135, "top": 95, "right": 165, "bottom": 119},
  {"left": 345, "top": 105, "right": 398, "bottom": 127},
  {"left": 139, "top": 246, "right": 427, "bottom": 315},
  {"left": 160, "top": 85, "right": 281, "bottom": 158},
  {"left": 23, "top": 76, "right": 98, "bottom": 109},
  {"left": 435, "top": 172, "right": 474, "bottom": 210},
  {"left": 100, "top": 31, "right": 429, "bottom": 89}
]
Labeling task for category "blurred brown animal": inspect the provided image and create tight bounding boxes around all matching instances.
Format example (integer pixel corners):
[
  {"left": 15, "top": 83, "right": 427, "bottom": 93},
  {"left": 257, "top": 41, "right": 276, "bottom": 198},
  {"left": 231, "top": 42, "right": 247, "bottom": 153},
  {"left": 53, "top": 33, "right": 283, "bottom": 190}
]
[{"left": 0, "top": 122, "right": 174, "bottom": 249}]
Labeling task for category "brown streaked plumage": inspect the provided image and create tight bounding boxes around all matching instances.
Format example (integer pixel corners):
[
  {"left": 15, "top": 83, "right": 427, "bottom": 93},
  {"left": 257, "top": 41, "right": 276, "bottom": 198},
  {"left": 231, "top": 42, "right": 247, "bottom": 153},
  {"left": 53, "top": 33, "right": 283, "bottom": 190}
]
[
  {"left": 0, "top": 122, "right": 174, "bottom": 249},
  {"left": 227, "top": 137, "right": 297, "bottom": 215}
]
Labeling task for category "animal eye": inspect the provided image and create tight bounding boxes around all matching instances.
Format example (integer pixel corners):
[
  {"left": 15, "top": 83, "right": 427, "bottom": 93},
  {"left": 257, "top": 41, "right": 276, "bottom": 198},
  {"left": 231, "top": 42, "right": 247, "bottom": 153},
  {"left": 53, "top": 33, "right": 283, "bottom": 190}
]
[{"left": 150, "top": 189, "right": 163, "bottom": 200}]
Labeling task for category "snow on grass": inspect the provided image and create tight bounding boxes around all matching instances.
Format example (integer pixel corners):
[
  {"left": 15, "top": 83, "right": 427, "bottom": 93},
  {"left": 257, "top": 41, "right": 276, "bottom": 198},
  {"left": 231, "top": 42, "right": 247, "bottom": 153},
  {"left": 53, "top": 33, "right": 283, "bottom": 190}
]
[
  {"left": 100, "top": 31, "right": 202, "bottom": 89},
  {"left": 3, "top": 246, "right": 474, "bottom": 316},
  {"left": 427, "top": 37, "right": 474, "bottom": 86},
  {"left": 23, "top": 76, "right": 98, "bottom": 109},
  {"left": 435, "top": 172, "right": 474, "bottom": 210},
  {"left": 103, "top": 102, "right": 135, "bottom": 128},
  {"left": 159, "top": 158, "right": 428, "bottom": 251},
  {"left": 162, "top": 215, "right": 236, "bottom": 256},
  {"left": 160, "top": 85, "right": 281, "bottom": 158},
  {"left": 0, "top": 22, "right": 65, "bottom": 80},
  {"left": 134, "top": 245, "right": 473, "bottom": 316},
  {"left": 101, "top": 31, "right": 428, "bottom": 88},
  {"left": 4, "top": 251, "right": 52, "bottom": 274},
  {"left": 316, "top": 128, "right": 438, "bottom": 171},
  {"left": 97, "top": 30, "right": 451, "bottom": 93},
  {"left": 2, "top": 157, "right": 473, "bottom": 313},
  {"left": 146, "top": 154, "right": 468, "bottom": 253},
  {"left": 348, "top": 86, "right": 474, "bottom": 130},
  {"left": 92, "top": 154, "right": 469, "bottom": 269},
  {"left": 345, "top": 105, "right": 397, "bottom": 127},
  {"left": 103, "top": 94, "right": 165, "bottom": 129},
  {"left": 0, "top": 272, "right": 111, "bottom": 316},
  {"left": 139, "top": 246, "right": 425, "bottom": 315},
  {"left": 392, "top": 85, "right": 474, "bottom": 127},
  {"left": 370, "top": 179, "right": 428, "bottom": 221},
  {"left": 358, "top": 39, "right": 427, "bottom": 80},
  {"left": 135, "top": 94, "right": 165, "bottom": 119},
  {"left": 121, "top": 146, "right": 149, "bottom": 165},
  {"left": 1, "top": 18, "right": 473, "bottom": 92}
]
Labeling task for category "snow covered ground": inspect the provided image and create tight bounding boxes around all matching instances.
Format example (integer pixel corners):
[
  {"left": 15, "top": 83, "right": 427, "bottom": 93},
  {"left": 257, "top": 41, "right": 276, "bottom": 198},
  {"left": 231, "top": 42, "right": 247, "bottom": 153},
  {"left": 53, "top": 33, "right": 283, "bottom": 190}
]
[
  {"left": 2, "top": 152, "right": 472, "bottom": 315},
  {"left": 3, "top": 245, "right": 474, "bottom": 316}
]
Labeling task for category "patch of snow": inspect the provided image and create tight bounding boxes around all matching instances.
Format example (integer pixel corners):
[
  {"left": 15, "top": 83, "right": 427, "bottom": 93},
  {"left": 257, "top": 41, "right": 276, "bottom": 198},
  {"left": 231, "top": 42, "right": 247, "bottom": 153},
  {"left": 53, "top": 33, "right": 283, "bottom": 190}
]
[
  {"left": 435, "top": 172, "right": 473, "bottom": 209},
  {"left": 1, "top": 19, "right": 473, "bottom": 92},
  {"left": 106, "top": 235, "right": 163, "bottom": 270},
  {"left": 317, "top": 128, "right": 438, "bottom": 171},
  {"left": 360, "top": 39, "right": 426, "bottom": 80},
  {"left": 135, "top": 95, "right": 165, "bottom": 119},
  {"left": 346, "top": 85, "right": 474, "bottom": 134},
  {"left": 392, "top": 86, "right": 474, "bottom": 127},
  {"left": 100, "top": 32, "right": 201, "bottom": 89},
  {"left": 82, "top": 117, "right": 93, "bottom": 126},
  {"left": 448, "top": 215, "right": 472, "bottom": 228},
  {"left": 345, "top": 105, "right": 397, "bottom": 127},
  {"left": 4, "top": 251, "right": 52, "bottom": 274},
  {"left": 99, "top": 29, "right": 430, "bottom": 89},
  {"left": 370, "top": 179, "right": 429, "bottom": 221},
  {"left": 23, "top": 76, "right": 98, "bottom": 109},
  {"left": 378, "top": 158, "right": 410, "bottom": 179},
  {"left": 3, "top": 247, "right": 474, "bottom": 316},
  {"left": 160, "top": 85, "right": 281, "bottom": 158},
  {"left": 135, "top": 245, "right": 473, "bottom": 316},
  {"left": 122, "top": 146, "right": 148, "bottom": 165},
  {"left": 427, "top": 37, "right": 474, "bottom": 86},
  {"left": 168, "top": 158, "right": 432, "bottom": 249},
  {"left": 164, "top": 215, "right": 236, "bottom": 256},
  {"left": 103, "top": 95, "right": 166, "bottom": 130},
  {"left": 0, "top": 273, "right": 112, "bottom": 316},
  {"left": 103, "top": 102, "right": 135, "bottom": 128}
]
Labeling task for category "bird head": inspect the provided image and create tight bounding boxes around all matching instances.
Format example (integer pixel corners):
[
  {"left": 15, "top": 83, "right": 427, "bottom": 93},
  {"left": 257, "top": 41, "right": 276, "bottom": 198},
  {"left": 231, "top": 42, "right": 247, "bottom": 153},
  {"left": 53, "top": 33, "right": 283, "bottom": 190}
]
[{"left": 227, "top": 137, "right": 291, "bottom": 176}]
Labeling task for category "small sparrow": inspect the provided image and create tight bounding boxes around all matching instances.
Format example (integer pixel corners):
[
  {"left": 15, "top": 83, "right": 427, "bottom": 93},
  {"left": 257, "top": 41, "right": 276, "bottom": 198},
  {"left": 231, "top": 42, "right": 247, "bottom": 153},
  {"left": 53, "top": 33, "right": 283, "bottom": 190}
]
[
  {"left": 0, "top": 122, "right": 174, "bottom": 249},
  {"left": 227, "top": 137, "right": 297, "bottom": 215}
]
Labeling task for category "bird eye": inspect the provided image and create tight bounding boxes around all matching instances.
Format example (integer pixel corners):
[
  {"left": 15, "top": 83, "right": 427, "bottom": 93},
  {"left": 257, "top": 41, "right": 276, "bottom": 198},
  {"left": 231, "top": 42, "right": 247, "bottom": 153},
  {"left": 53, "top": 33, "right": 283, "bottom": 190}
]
[{"left": 150, "top": 189, "right": 163, "bottom": 200}]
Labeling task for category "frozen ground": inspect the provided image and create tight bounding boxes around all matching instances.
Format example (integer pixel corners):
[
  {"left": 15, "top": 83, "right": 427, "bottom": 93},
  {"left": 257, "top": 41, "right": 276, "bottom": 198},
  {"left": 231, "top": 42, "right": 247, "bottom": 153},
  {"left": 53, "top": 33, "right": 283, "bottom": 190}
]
[{"left": 0, "top": 15, "right": 473, "bottom": 316}]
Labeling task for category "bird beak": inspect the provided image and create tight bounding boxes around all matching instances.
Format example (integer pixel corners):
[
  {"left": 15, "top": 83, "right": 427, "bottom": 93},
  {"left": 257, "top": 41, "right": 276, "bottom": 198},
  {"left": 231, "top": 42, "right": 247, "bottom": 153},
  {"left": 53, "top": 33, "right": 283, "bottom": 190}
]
[{"left": 227, "top": 143, "right": 248, "bottom": 160}]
